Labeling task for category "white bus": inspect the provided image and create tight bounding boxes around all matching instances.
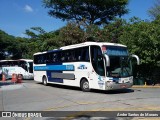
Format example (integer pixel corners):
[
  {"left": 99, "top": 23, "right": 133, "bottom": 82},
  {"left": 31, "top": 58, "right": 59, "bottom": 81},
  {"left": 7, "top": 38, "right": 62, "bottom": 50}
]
[
  {"left": 33, "top": 42, "right": 139, "bottom": 91},
  {"left": 0, "top": 59, "right": 33, "bottom": 79}
]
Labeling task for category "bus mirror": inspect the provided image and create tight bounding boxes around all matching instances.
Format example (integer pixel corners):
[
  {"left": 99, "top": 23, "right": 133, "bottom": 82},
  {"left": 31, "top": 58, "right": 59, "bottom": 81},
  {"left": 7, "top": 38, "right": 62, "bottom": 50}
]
[
  {"left": 131, "top": 54, "right": 140, "bottom": 65},
  {"left": 27, "top": 63, "right": 30, "bottom": 67},
  {"left": 104, "top": 54, "right": 110, "bottom": 67}
]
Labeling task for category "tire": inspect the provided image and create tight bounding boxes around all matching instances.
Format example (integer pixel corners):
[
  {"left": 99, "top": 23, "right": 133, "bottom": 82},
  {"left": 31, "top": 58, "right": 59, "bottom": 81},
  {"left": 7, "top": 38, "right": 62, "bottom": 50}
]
[
  {"left": 43, "top": 76, "right": 48, "bottom": 86},
  {"left": 80, "top": 79, "right": 90, "bottom": 92}
]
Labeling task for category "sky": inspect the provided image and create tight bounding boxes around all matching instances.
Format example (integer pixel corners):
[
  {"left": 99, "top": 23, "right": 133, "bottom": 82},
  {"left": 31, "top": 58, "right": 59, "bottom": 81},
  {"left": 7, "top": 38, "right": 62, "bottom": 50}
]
[{"left": 0, "top": 0, "right": 155, "bottom": 37}]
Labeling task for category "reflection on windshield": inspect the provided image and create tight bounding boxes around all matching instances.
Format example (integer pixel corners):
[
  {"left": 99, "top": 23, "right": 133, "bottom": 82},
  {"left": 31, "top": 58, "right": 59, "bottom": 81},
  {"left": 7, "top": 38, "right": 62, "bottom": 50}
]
[
  {"left": 105, "top": 46, "right": 129, "bottom": 56},
  {"left": 107, "top": 56, "right": 132, "bottom": 78}
]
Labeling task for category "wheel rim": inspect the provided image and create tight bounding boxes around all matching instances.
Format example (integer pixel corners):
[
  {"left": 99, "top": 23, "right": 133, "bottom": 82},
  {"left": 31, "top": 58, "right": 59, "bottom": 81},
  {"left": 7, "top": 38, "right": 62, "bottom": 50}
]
[
  {"left": 83, "top": 81, "right": 89, "bottom": 90},
  {"left": 44, "top": 80, "right": 47, "bottom": 85},
  {"left": 43, "top": 77, "right": 47, "bottom": 85}
]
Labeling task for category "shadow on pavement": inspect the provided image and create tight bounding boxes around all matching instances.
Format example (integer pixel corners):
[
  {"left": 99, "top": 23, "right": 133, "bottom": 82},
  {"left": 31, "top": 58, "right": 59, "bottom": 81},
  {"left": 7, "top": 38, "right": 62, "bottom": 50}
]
[
  {"left": 0, "top": 81, "right": 14, "bottom": 87},
  {"left": 37, "top": 83, "right": 134, "bottom": 94}
]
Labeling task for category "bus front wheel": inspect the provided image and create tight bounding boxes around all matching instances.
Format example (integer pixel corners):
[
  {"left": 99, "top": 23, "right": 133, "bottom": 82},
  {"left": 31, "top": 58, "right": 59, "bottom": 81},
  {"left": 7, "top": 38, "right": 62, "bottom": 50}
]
[
  {"left": 80, "top": 79, "right": 90, "bottom": 92},
  {"left": 43, "top": 76, "right": 48, "bottom": 86}
]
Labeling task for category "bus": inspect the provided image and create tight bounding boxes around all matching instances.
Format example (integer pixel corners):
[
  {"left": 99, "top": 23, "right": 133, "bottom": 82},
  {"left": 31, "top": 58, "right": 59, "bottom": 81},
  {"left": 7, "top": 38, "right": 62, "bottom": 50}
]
[
  {"left": 33, "top": 42, "right": 139, "bottom": 91},
  {"left": 0, "top": 59, "right": 33, "bottom": 79}
]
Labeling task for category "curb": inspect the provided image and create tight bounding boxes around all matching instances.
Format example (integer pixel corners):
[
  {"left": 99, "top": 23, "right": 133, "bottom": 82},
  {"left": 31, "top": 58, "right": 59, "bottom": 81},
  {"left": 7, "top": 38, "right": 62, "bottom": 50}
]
[{"left": 132, "top": 85, "right": 160, "bottom": 88}]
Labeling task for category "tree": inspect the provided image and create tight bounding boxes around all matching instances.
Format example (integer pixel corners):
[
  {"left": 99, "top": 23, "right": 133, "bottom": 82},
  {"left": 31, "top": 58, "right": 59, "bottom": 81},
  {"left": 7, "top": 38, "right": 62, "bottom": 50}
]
[
  {"left": 24, "top": 27, "right": 61, "bottom": 56},
  {"left": 25, "top": 27, "right": 46, "bottom": 39},
  {"left": 59, "top": 22, "right": 85, "bottom": 45},
  {"left": 120, "top": 17, "right": 160, "bottom": 82},
  {"left": 0, "top": 30, "right": 15, "bottom": 59},
  {"left": 97, "top": 18, "right": 126, "bottom": 43},
  {"left": 148, "top": 0, "right": 160, "bottom": 20},
  {"left": 43, "top": 0, "right": 128, "bottom": 26},
  {"left": 10, "top": 37, "right": 29, "bottom": 59},
  {"left": 120, "top": 17, "right": 160, "bottom": 65}
]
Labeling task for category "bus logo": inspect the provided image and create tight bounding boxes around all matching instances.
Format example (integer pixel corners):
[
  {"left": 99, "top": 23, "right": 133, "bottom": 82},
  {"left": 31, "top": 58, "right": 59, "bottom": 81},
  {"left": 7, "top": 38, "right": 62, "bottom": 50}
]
[{"left": 77, "top": 64, "right": 87, "bottom": 69}]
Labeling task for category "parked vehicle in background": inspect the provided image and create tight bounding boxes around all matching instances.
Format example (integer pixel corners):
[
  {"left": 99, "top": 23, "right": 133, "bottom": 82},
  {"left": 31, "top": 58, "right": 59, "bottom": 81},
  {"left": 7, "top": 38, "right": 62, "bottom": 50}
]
[
  {"left": 33, "top": 42, "right": 140, "bottom": 92},
  {"left": 0, "top": 59, "right": 33, "bottom": 79}
]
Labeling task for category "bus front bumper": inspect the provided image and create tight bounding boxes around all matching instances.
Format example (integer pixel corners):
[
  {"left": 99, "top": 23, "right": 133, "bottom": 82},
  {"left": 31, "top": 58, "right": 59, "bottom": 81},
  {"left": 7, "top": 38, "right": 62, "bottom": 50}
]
[{"left": 105, "top": 81, "right": 133, "bottom": 90}]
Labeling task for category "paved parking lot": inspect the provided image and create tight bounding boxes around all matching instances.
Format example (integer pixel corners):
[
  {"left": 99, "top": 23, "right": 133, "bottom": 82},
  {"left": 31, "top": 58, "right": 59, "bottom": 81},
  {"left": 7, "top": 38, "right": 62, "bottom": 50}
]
[{"left": 0, "top": 80, "right": 160, "bottom": 120}]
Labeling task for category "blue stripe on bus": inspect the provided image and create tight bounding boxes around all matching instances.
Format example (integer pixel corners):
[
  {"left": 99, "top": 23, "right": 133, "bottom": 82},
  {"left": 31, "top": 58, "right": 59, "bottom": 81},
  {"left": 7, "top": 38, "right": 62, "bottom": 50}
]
[
  {"left": 34, "top": 65, "right": 74, "bottom": 71},
  {"left": 49, "top": 78, "right": 63, "bottom": 83}
]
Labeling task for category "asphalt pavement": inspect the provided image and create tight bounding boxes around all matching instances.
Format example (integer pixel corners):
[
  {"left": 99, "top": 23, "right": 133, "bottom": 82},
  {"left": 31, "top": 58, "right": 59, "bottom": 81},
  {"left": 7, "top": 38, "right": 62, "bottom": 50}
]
[
  {"left": 0, "top": 80, "right": 160, "bottom": 120},
  {"left": 1, "top": 80, "right": 160, "bottom": 90}
]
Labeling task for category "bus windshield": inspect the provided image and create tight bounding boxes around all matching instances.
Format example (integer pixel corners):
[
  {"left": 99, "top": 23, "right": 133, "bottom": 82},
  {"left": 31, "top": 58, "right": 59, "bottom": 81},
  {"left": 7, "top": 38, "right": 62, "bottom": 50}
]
[
  {"left": 104, "top": 46, "right": 132, "bottom": 78},
  {"left": 107, "top": 56, "right": 132, "bottom": 77}
]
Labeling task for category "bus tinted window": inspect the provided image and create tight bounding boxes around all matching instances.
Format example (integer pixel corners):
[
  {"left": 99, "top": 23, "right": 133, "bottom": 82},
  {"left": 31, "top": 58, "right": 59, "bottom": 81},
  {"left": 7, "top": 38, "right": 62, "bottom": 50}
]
[
  {"left": 75, "top": 48, "right": 81, "bottom": 61},
  {"left": 91, "top": 45, "right": 105, "bottom": 76},
  {"left": 81, "top": 47, "right": 89, "bottom": 61},
  {"left": 34, "top": 46, "right": 89, "bottom": 64}
]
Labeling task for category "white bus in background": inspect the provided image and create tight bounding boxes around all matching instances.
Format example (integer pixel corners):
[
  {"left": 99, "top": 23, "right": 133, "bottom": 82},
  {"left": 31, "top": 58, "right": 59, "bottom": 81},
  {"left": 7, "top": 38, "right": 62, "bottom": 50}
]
[
  {"left": 0, "top": 59, "right": 33, "bottom": 79},
  {"left": 33, "top": 42, "right": 140, "bottom": 92}
]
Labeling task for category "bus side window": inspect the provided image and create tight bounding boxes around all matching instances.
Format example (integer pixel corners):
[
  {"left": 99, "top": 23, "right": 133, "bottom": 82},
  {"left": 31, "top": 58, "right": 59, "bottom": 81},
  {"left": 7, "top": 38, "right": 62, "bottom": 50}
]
[
  {"left": 67, "top": 50, "right": 72, "bottom": 62},
  {"left": 81, "top": 46, "right": 89, "bottom": 62},
  {"left": 75, "top": 48, "right": 81, "bottom": 61},
  {"left": 57, "top": 51, "right": 61, "bottom": 63},
  {"left": 46, "top": 53, "right": 50, "bottom": 63},
  {"left": 40, "top": 54, "right": 46, "bottom": 64},
  {"left": 38, "top": 56, "right": 41, "bottom": 64},
  {"left": 52, "top": 53, "right": 56, "bottom": 63},
  {"left": 34, "top": 56, "right": 37, "bottom": 64},
  {"left": 61, "top": 52, "right": 65, "bottom": 62},
  {"left": 91, "top": 46, "right": 105, "bottom": 76},
  {"left": 70, "top": 50, "right": 75, "bottom": 61}
]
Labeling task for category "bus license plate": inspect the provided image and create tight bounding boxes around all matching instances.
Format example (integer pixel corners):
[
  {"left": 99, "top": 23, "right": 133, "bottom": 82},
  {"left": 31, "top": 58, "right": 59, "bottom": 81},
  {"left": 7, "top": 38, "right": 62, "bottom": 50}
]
[
  {"left": 119, "top": 78, "right": 129, "bottom": 83},
  {"left": 120, "top": 84, "right": 127, "bottom": 88}
]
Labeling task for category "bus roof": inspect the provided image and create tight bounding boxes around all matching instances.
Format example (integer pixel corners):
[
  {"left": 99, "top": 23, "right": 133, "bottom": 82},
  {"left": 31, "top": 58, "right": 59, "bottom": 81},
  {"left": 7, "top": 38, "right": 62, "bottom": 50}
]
[
  {"left": 0, "top": 59, "right": 33, "bottom": 62},
  {"left": 33, "top": 42, "right": 127, "bottom": 55},
  {"left": 60, "top": 42, "right": 127, "bottom": 49},
  {"left": 19, "top": 59, "right": 33, "bottom": 62}
]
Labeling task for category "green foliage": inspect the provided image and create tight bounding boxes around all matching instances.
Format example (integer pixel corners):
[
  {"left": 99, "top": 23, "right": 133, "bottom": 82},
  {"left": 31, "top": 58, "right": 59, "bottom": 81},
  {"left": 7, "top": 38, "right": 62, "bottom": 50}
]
[
  {"left": 23, "top": 28, "right": 63, "bottom": 59},
  {"left": 120, "top": 17, "right": 160, "bottom": 65},
  {"left": 9, "top": 37, "right": 28, "bottom": 59},
  {"left": 57, "top": 19, "right": 126, "bottom": 44},
  {"left": 0, "top": 30, "right": 15, "bottom": 59},
  {"left": 59, "top": 22, "right": 85, "bottom": 45},
  {"left": 82, "top": 18, "right": 126, "bottom": 43},
  {"left": 1, "top": 18, "right": 160, "bottom": 67},
  {"left": 99, "top": 19, "right": 126, "bottom": 43},
  {"left": 120, "top": 17, "right": 160, "bottom": 80},
  {"left": 43, "top": 0, "right": 128, "bottom": 25}
]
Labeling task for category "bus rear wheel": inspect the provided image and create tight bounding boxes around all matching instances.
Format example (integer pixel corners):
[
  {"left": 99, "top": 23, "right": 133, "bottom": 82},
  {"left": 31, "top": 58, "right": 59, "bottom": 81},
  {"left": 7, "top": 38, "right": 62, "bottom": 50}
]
[
  {"left": 43, "top": 76, "right": 48, "bottom": 86},
  {"left": 81, "top": 79, "right": 90, "bottom": 92}
]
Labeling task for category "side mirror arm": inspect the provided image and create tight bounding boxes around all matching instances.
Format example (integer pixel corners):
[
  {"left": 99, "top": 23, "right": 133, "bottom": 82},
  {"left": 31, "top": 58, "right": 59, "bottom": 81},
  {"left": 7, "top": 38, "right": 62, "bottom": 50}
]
[
  {"left": 131, "top": 54, "right": 140, "bottom": 65},
  {"left": 104, "top": 54, "right": 110, "bottom": 67}
]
